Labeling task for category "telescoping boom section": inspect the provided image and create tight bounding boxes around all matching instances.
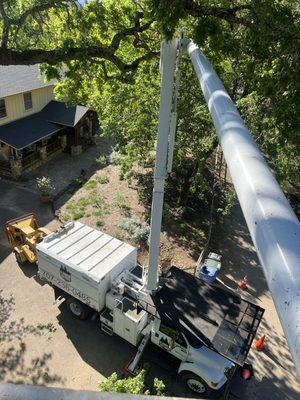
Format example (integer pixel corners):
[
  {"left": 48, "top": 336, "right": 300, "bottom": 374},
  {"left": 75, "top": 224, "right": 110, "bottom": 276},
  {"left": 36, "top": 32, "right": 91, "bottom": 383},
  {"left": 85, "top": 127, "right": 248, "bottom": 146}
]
[{"left": 146, "top": 38, "right": 300, "bottom": 376}]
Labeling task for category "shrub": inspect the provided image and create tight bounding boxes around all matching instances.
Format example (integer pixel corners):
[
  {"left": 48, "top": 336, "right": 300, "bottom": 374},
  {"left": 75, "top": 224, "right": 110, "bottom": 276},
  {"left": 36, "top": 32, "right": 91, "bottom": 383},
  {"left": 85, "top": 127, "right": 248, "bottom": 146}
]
[
  {"left": 97, "top": 175, "right": 109, "bottom": 184},
  {"left": 73, "top": 210, "right": 85, "bottom": 220},
  {"left": 66, "top": 202, "right": 76, "bottom": 212},
  {"left": 83, "top": 179, "right": 97, "bottom": 190},
  {"left": 88, "top": 191, "right": 99, "bottom": 205},
  {"left": 77, "top": 197, "right": 91, "bottom": 208},
  {"left": 119, "top": 217, "right": 150, "bottom": 245},
  {"left": 36, "top": 176, "right": 55, "bottom": 196},
  {"left": 98, "top": 369, "right": 165, "bottom": 396},
  {"left": 96, "top": 154, "right": 107, "bottom": 166},
  {"left": 96, "top": 220, "right": 105, "bottom": 227},
  {"left": 119, "top": 203, "right": 131, "bottom": 215},
  {"left": 113, "top": 191, "right": 124, "bottom": 205},
  {"left": 109, "top": 149, "right": 123, "bottom": 165}
]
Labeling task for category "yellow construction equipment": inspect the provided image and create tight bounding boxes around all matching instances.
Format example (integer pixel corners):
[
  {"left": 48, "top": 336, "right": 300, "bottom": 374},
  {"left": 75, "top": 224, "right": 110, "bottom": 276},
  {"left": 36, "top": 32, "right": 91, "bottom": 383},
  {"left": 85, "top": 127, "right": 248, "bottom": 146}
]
[{"left": 5, "top": 213, "right": 51, "bottom": 264}]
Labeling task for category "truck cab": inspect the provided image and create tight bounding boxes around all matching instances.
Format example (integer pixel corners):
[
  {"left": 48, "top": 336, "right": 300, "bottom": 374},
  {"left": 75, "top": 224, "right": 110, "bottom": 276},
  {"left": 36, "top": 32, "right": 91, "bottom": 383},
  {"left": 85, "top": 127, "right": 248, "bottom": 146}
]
[{"left": 150, "top": 318, "right": 233, "bottom": 396}]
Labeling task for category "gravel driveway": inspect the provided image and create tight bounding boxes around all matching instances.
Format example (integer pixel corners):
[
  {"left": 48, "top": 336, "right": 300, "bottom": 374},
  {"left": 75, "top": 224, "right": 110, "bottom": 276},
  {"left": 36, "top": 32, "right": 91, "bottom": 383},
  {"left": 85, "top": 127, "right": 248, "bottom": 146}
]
[{"left": 0, "top": 173, "right": 299, "bottom": 398}]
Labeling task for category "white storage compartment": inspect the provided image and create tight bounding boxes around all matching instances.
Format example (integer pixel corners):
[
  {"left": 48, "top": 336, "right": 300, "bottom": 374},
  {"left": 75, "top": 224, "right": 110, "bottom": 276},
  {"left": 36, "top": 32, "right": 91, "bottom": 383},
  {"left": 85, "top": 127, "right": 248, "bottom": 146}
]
[
  {"left": 36, "top": 222, "right": 137, "bottom": 312},
  {"left": 113, "top": 297, "right": 148, "bottom": 346}
]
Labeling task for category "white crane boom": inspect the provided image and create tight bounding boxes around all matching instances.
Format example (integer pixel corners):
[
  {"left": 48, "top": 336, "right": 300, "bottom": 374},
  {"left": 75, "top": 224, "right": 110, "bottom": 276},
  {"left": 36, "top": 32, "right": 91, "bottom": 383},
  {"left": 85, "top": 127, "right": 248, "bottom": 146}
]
[{"left": 147, "top": 38, "right": 300, "bottom": 376}]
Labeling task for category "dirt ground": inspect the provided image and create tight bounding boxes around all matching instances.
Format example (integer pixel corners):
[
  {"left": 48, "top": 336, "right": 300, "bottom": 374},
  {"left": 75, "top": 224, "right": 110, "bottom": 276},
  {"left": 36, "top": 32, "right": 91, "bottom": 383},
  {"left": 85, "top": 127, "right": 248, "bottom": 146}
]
[
  {"left": 55, "top": 162, "right": 198, "bottom": 270},
  {"left": 0, "top": 143, "right": 300, "bottom": 399}
]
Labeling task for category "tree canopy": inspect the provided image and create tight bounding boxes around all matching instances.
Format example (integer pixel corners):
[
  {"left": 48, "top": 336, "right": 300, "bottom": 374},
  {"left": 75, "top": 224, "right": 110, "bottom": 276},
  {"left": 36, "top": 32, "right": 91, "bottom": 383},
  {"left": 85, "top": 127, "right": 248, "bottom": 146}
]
[{"left": 1, "top": 0, "right": 299, "bottom": 206}]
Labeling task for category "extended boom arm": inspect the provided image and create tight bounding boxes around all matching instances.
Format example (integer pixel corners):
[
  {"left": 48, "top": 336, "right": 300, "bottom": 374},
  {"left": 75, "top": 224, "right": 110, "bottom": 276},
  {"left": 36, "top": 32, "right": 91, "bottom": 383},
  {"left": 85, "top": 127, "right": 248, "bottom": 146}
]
[{"left": 147, "top": 38, "right": 300, "bottom": 376}]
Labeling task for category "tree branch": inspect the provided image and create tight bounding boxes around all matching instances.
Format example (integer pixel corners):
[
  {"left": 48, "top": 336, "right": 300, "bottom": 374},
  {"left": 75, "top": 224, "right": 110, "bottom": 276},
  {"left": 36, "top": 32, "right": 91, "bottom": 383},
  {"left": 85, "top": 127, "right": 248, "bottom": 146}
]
[
  {"left": 0, "top": 0, "right": 76, "bottom": 48},
  {"left": 0, "top": 45, "right": 158, "bottom": 79},
  {"left": 158, "top": 0, "right": 254, "bottom": 28},
  {"left": 0, "top": 3, "right": 156, "bottom": 79}
]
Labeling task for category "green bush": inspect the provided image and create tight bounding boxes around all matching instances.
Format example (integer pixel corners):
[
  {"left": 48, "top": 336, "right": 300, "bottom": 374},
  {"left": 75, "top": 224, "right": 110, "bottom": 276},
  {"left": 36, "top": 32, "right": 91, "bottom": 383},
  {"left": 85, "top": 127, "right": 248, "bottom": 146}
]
[
  {"left": 96, "top": 220, "right": 105, "bottom": 227},
  {"left": 63, "top": 214, "right": 70, "bottom": 222},
  {"left": 66, "top": 202, "right": 76, "bottom": 212},
  {"left": 97, "top": 175, "right": 109, "bottom": 184},
  {"left": 109, "top": 149, "right": 123, "bottom": 165},
  {"left": 96, "top": 154, "right": 107, "bottom": 166},
  {"left": 73, "top": 210, "right": 85, "bottom": 220},
  {"left": 119, "top": 203, "right": 131, "bottom": 215},
  {"left": 113, "top": 190, "right": 124, "bottom": 204},
  {"left": 119, "top": 217, "right": 150, "bottom": 245},
  {"left": 83, "top": 179, "right": 97, "bottom": 190},
  {"left": 76, "top": 197, "right": 91, "bottom": 208},
  {"left": 36, "top": 176, "right": 55, "bottom": 196},
  {"left": 98, "top": 369, "right": 165, "bottom": 396}
]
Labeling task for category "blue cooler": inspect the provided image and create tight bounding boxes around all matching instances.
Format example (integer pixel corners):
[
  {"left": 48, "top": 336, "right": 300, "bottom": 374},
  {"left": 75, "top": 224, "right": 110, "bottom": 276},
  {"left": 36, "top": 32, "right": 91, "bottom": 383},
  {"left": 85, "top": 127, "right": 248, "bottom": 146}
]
[{"left": 196, "top": 253, "right": 221, "bottom": 284}]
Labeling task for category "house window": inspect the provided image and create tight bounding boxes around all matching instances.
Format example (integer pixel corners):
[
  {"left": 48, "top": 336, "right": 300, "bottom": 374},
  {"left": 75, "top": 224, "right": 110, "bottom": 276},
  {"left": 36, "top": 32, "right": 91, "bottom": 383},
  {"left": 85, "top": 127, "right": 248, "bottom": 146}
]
[
  {"left": 0, "top": 99, "right": 6, "bottom": 118},
  {"left": 23, "top": 92, "right": 33, "bottom": 110}
]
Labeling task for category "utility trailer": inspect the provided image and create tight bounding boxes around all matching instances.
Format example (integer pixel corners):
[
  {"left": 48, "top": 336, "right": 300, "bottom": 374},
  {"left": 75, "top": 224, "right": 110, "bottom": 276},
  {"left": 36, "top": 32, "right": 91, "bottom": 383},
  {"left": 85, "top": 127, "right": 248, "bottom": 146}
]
[{"left": 37, "top": 221, "right": 263, "bottom": 397}]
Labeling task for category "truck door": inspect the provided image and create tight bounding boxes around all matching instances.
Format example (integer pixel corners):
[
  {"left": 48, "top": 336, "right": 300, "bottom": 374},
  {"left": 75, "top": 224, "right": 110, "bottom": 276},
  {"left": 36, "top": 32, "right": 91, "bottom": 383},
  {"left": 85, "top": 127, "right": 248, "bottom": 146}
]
[
  {"left": 170, "top": 332, "right": 188, "bottom": 360},
  {"left": 152, "top": 323, "right": 188, "bottom": 361}
]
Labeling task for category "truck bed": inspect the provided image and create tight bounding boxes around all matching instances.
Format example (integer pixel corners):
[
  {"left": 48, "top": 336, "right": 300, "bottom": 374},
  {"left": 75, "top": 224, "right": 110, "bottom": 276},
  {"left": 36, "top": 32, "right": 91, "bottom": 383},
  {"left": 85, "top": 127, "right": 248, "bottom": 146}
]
[
  {"left": 139, "top": 267, "right": 264, "bottom": 366},
  {"left": 36, "top": 222, "right": 137, "bottom": 311}
]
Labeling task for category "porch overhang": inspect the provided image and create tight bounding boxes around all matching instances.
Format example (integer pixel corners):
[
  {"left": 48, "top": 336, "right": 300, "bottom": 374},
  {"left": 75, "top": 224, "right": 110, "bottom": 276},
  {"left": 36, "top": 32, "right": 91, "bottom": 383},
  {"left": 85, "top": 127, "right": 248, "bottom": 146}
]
[{"left": 0, "top": 101, "right": 90, "bottom": 150}]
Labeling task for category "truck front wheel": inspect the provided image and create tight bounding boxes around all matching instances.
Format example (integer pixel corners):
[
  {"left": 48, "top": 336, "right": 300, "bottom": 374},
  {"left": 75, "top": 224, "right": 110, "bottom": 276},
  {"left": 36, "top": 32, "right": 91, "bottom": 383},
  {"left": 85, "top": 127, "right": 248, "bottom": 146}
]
[
  {"left": 182, "top": 373, "right": 211, "bottom": 397},
  {"left": 66, "top": 298, "right": 89, "bottom": 320}
]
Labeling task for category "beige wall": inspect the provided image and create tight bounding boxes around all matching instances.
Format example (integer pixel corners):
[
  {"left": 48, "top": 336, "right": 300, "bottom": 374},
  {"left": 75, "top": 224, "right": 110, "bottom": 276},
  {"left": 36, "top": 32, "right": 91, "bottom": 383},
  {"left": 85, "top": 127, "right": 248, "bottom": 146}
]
[{"left": 0, "top": 85, "right": 55, "bottom": 126}]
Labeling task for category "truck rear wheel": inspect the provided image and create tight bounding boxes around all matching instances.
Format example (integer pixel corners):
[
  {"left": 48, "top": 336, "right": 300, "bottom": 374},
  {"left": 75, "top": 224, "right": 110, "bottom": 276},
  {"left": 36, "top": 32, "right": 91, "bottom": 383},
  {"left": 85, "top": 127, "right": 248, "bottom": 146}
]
[
  {"left": 66, "top": 298, "right": 89, "bottom": 320},
  {"left": 181, "top": 373, "right": 211, "bottom": 397}
]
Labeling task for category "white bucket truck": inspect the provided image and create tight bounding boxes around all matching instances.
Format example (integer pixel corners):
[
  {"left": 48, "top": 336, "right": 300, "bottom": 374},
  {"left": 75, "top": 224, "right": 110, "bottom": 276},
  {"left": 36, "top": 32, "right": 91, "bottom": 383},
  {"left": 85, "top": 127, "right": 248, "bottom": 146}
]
[
  {"left": 37, "top": 221, "right": 263, "bottom": 397},
  {"left": 36, "top": 35, "right": 266, "bottom": 397}
]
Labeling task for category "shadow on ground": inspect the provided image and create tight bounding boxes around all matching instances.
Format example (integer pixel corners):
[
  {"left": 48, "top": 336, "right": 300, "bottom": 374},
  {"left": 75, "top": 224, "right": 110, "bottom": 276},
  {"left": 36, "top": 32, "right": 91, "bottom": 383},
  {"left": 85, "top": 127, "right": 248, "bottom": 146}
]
[{"left": 0, "top": 290, "right": 63, "bottom": 386}]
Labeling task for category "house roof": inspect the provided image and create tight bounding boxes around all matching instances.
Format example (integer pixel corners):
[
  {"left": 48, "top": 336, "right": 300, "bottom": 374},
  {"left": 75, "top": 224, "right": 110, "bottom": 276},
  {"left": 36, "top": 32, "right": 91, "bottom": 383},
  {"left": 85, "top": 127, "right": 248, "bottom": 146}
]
[
  {"left": 0, "top": 65, "right": 56, "bottom": 98},
  {"left": 0, "top": 101, "right": 90, "bottom": 150},
  {"left": 43, "top": 100, "right": 90, "bottom": 127}
]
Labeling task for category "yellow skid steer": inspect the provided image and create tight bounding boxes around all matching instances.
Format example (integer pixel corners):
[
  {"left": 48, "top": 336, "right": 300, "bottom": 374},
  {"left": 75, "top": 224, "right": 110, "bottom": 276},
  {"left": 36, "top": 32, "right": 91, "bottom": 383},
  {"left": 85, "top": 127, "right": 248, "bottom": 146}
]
[{"left": 5, "top": 213, "right": 51, "bottom": 264}]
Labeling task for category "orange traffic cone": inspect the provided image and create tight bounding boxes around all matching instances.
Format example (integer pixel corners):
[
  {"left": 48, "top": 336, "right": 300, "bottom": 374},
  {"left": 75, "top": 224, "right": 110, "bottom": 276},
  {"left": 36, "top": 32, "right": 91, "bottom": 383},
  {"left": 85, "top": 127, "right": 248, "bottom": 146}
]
[
  {"left": 253, "top": 334, "right": 265, "bottom": 351},
  {"left": 238, "top": 275, "right": 248, "bottom": 290}
]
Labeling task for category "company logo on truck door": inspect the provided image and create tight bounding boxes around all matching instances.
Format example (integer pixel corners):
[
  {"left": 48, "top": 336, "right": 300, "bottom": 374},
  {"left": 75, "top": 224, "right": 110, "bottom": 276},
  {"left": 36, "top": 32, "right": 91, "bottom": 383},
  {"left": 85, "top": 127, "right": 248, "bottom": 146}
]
[{"left": 60, "top": 265, "right": 71, "bottom": 282}]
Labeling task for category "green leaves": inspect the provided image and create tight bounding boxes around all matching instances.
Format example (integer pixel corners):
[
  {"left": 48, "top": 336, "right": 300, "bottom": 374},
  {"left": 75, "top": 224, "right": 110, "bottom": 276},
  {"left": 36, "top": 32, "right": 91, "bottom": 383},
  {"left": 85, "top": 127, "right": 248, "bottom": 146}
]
[
  {"left": 5, "top": 0, "right": 298, "bottom": 204},
  {"left": 98, "top": 369, "right": 165, "bottom": 395}
]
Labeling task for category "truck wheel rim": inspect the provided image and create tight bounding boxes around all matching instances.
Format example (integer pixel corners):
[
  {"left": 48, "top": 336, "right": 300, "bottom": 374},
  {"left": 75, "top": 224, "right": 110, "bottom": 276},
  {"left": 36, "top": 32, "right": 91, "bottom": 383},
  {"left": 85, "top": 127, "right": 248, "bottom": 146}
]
[
  {"left": 69, "top": 303, "right": 81, "bottom": 316},
  {"left": 187, "top": 379, "right": 206, "bottom": 394}
]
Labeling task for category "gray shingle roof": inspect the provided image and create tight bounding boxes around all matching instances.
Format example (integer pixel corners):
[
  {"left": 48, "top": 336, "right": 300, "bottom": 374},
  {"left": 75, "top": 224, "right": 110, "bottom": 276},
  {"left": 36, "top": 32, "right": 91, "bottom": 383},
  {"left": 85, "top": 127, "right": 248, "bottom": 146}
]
[
  {"left": 43, "top": 100, "right": 89, "bottom": 127},
  {"left": 0, "top": 101, "right": 90, "bottom": 149},
  {"left": 0, "top": 65, "right": 56, "bottom": 98}
]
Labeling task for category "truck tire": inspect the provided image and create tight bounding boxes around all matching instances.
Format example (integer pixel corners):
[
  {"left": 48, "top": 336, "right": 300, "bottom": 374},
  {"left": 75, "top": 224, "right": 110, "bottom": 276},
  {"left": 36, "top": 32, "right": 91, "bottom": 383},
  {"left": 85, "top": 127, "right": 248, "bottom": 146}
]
[
  {"left": 181, "top": 372, "right": 211, "bottom": 397},
  {"left": 66, "top": 297, "right": 89, "bottom": 320}
]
